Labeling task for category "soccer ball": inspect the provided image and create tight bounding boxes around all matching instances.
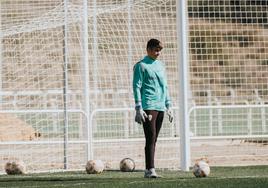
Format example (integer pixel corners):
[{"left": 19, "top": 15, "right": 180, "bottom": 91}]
[
  {"left": 85, "top": 160, "right": 104, "bottom": 174},
  {"left": 119, "top": 158, "right": 135, "bottom": 172},
  {"left": 5, "top": 161, "right": 26, "bottom": 175},
  {"left": 192, "top": 159, "right": 210, "bottom": 177}
]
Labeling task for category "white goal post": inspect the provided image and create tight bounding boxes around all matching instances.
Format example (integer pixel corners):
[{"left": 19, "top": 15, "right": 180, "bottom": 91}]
[{"left": 0, "top": 0, "right": 267, "bottom": 174}]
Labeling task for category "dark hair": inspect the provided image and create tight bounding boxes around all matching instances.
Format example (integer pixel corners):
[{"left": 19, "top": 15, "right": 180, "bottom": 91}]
[{"left": 146, "top": 38, "right": 163, "bottom": 50}]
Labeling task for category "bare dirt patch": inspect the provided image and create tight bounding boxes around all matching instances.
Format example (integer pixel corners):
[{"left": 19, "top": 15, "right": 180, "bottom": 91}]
[{"left": 0, "top": 113, "right": 40, "bottom": 141}]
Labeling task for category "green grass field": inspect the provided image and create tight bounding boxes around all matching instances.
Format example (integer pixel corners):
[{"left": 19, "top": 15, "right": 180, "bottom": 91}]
[{"left": 0, "top": 166, "right": 268, "bottom": 188}]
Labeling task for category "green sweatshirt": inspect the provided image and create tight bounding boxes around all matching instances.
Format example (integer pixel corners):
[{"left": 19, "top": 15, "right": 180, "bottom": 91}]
[{"left": 133, "top": 56, "right": 171, "bottom": 111}]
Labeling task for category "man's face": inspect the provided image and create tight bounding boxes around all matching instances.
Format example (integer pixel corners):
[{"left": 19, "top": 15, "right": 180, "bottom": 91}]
[{"left": 147, "top": 45, "right": 163, "bottom": 60}]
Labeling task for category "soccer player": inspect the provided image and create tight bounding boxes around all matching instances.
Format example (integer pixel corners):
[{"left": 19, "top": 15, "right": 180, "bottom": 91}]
[{"left": 132, "top": 38, "right": 173, "bottom": 178}]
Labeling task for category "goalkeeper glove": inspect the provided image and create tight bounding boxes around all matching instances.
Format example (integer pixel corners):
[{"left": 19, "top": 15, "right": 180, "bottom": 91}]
[
  {"left": 166, "top": 108, "right": 174, "bottom": 123},
  {"left": 135, "top": 108, "right": 148, "bottom": 124}
]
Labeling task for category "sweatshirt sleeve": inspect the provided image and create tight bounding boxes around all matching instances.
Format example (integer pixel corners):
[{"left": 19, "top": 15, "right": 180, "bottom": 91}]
[
  {"left": 164, "top": 67, "right": 171, "bottom": 109},
  {"left": 132, "top": 63, "right": 143, "bottom": 108},
  {"left": 165, "top": 86, "right": 171, "bottom": 109}
]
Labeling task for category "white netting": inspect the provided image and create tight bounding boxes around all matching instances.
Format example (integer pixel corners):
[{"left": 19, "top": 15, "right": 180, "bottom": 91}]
[
  {"left": 0, "top": 0, "right": 180, "bottom": 172},
  {"left": 188, "top": 0, "right": 268, "bottom": 166}
]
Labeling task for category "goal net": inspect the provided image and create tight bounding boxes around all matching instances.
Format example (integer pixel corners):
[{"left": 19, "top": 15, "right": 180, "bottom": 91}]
[
  {"left": 188, "top": 0, "right": 268, "bottom": 166},
  {"left": 0, "top": 0, "right": 180, "bottom": 173}
]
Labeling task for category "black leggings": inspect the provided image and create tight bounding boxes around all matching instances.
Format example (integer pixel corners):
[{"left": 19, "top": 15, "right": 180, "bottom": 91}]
[{"left": 143, "top": 110, "right": 164, "bottom": 170}]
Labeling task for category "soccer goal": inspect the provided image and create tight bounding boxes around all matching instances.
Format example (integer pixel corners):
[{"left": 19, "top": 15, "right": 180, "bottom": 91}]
[
  {"left": 0, "top": 0, "right": 181, "bottom": 173},
  {"left": 0, "top": 0, "right": 267, "bottom": 173}
]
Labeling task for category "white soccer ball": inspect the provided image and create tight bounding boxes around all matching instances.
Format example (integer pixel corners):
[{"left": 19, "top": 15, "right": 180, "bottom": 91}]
[
  {"left": 5, "top": 161, "right": 26, "bottom": 175},
  {"left": 119, "top": 158, "right": 135, "bottom": 172},
  {"left": 85, "top": 160, "right": 104, "bottom": 174},
  {"left": 192, "top": 159, "right": 210, "bottom": 177}
]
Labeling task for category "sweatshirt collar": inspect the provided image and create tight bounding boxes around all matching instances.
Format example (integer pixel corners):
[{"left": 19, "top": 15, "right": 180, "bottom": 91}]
[{"left": 144, "top": 56, "right": 156, "bottom": 63}]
